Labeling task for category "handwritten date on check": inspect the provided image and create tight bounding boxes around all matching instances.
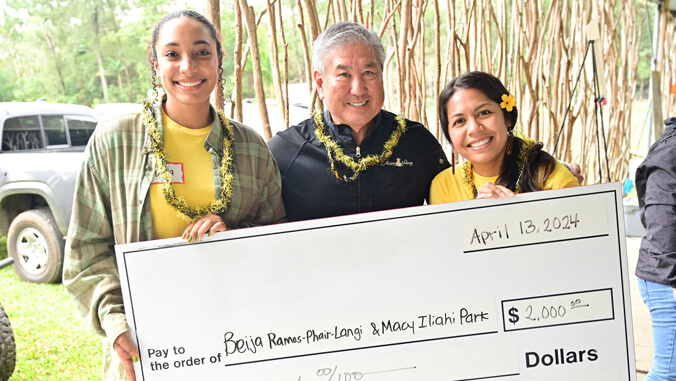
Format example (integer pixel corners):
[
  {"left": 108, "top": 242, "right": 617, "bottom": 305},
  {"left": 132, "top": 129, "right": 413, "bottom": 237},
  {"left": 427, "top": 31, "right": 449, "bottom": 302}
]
[{"left": 116, "top": 183, "right": 635, "bottom": 381}]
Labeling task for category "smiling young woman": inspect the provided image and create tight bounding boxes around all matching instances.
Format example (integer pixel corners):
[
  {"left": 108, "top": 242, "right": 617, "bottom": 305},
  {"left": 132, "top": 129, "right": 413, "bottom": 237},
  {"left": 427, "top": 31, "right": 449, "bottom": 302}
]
[
  {"left": 63, "top": 10, "right": 285, "bottom": 381},
  {"left": 151, "top": 16, "right": 219, "bottom": 127},
  {"left": 429, "top": 71, "right": 578, "bottom": 203}
]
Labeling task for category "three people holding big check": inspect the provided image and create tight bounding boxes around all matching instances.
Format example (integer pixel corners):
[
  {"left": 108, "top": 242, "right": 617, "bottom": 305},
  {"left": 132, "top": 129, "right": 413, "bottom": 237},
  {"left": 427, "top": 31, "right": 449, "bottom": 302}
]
[{"left": 64, "top": 15, "right": 581, "bottom": 381}]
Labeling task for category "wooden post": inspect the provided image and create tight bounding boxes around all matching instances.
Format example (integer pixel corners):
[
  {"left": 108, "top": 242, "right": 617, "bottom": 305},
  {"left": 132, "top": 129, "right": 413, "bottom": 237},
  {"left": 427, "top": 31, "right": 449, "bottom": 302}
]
[
  {"left": 205, "top": 0, "right": 225, "bottom": 110},
  {"left": 656, "top": 0, "right": 668, "bottom": 69},
  {"left": 234, "top": 0, "right": 244, "bottom": 122},
  {"left": 651, "top": 0, "right": 668, "bottom": 141},
  {"left": 267, "top": 0, "right": 288, "bottom": 128},
  {"left": 295, "top": 0, "right": 312, "bottom": 98},
  {"left": 652, "top": 71, "right": 665, "bottom": 140},
  {"left": 398, "top": 0, "right": 412, "bottom": 115},
  {"left": 239, "top": 0, "right": 273, "bottom": 140}
]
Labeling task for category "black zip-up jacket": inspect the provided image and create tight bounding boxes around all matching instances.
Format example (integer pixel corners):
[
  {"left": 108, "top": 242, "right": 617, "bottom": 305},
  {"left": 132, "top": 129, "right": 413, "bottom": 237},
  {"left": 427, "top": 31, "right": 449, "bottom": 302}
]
[
  {"left": 268, "top": 110, "right": 450, "bottom": 222},
  {"left": 635, "top": 122, "right": 676, "bottom": 287}
]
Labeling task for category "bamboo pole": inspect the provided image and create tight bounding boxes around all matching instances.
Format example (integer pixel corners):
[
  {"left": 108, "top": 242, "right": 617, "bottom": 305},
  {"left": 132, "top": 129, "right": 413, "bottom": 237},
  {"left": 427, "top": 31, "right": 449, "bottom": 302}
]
[
  {"left": 277, "top": 0, "right": 289, "bottom": 128},
  {"left": 266, "top": 0, "right": 288, "bottom": 129},
  {"left": 398, "top": 0, "right": 412, "bottom": 115},
  {"left": 205, "top": 0, "right": 224, "bottom": 110},
  {"left": 433, "top": 0, "right": 441, "bottom": 139},
  {"left": 303, "top": 0, "right": 322, "bottom": 42},
  {"left": 295, "top": 0, "right": 313, "bottom": 98},
  {"left": 233, "top": 0, "right": 244, "bottom": 121},
  {"left": 239, "top": 0, "right": 273, "bottom": 140}
]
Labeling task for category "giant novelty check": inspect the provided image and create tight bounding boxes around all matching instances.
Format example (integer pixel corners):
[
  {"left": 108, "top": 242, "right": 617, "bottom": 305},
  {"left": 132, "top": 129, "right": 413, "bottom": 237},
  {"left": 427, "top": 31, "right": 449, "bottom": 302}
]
[{"left": 116, "top": 182, "right": 636, "bottom": 381}]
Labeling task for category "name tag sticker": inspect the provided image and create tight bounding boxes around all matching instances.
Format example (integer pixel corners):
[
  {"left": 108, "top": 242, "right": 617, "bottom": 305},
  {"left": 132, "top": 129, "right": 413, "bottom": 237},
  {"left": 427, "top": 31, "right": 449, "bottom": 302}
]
[{"left": 151, "top": 162, "right": 184, "bottom": 184}]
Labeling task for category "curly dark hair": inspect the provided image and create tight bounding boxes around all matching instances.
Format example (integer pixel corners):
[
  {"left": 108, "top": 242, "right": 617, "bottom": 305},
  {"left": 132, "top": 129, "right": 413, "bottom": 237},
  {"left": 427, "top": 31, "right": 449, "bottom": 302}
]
[
  {"left": 438, "top": 71, "right": 556, "bottom": 193},
  {"left": 147, "top": 10, "right": 224, "bottom": 96}
]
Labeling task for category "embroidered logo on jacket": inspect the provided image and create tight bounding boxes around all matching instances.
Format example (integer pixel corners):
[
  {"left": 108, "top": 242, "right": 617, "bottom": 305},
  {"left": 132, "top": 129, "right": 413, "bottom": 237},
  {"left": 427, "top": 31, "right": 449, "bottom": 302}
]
[{"left": 382, "top": 158, "right": 413, "bottom": 167}]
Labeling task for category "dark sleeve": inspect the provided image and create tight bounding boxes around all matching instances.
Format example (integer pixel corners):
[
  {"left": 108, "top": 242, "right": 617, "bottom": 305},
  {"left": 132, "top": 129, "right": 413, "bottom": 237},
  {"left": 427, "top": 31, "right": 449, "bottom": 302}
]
[
  {"left": 412, "top": 120, "right": 450, "bottom": 175},
  {"left": 268, "top": 130, "right": 305, "bottom": 179},
  {"left": 635, "top": 159, "right": 648, "bottom": 212},
  {"left": 640, "top": 136, "right": 676, "bottom": 255},
  {"left": 414, "top": 124, "right": 450, "bottom": 203}
]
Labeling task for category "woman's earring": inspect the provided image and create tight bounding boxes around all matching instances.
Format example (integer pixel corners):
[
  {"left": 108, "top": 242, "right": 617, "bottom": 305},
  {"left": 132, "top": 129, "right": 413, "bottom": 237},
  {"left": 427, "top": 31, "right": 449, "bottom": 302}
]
[
  {"left": 155, "top": 82, "right": 165, "bottom": 101},
  {"left": 147, "top": 81, "right": 163, "bottom": 101},
  {"left": 506, "top": 130, "right": 513, "bottom": 155},
  {"left": 451, "top": 145, "right": 456, "bottom": 174}
]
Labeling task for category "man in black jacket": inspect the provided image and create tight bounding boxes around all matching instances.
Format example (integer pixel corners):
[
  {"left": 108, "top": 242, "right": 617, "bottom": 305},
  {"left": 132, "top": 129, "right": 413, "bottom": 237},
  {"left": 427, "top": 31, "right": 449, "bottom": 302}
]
[{"left": 268, "top": 22, "right": 449, "bottom": 221}]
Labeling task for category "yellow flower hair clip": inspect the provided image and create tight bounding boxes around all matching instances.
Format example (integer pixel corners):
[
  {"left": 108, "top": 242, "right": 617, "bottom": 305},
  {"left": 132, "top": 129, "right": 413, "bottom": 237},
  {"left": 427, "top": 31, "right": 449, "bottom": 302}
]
[{"left": 500, "top": 94, "right": 517, "bottom": 112}]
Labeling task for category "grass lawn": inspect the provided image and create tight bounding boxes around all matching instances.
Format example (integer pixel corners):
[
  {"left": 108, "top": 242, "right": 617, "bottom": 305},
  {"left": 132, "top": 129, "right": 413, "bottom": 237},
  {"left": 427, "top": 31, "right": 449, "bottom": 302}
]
[{"left": 0, "top": 237, "right": 102, "bottom": 380}]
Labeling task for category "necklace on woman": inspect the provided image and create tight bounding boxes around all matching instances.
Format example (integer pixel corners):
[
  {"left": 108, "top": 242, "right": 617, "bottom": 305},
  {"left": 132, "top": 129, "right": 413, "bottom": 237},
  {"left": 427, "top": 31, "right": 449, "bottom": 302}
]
[
  {"left": 461, "top": 138, "right": 534, "bottom": 199},
  {"left": 142, "top": 98, "right": 236, "bottom": 222},
  {"left": 461, "top": 160, "right": 479, "bottom": 199},
  {"left": 312, "top": 110, "right": 407, "bottom": 182}
]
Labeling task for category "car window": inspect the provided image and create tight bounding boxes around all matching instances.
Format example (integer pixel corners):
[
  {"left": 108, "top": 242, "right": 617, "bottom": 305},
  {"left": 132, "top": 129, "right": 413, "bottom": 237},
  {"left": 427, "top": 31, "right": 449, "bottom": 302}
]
[
  {"left": 42, "top": 115, "right": 68, "bottom": 146},
  {"left": 1, "top": 116, "right": 44, "bottom": 151},
  {"left": 66, "top": 115, "right": 96, "bottom": 146}
]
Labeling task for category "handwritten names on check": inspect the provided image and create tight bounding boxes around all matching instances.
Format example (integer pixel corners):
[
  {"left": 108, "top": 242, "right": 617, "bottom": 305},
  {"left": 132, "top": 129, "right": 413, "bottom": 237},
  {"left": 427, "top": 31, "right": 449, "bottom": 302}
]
[
  {"left": 462, "top": 195, "right": 609, "bottom": 252},
  {"left": 139, "top": 301, "right": 498, "bottom": 376},
  {"left": 221, "top": 299, "right": 497, "bottom": 364}
]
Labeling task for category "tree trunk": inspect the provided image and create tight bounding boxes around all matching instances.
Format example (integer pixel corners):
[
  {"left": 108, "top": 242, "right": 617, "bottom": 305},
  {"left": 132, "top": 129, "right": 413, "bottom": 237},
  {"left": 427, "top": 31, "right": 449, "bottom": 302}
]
[
  {"left": 234, "top": 0, "right": 244, "bottom": 122},
  {"left": 206, "top": 0, "right": 225, "bottom": 110},
  {"left": 92, "top": 8, "right": 109, "bottom": 103},
  {"left": 43, "top": 34, "right": 67, "bottom": 97},
  {"left": 240, "top": 0, "right": 273, "bottom": 140},
  {"left": 267, "top": 0, "right": 288, "bottom": 128}
]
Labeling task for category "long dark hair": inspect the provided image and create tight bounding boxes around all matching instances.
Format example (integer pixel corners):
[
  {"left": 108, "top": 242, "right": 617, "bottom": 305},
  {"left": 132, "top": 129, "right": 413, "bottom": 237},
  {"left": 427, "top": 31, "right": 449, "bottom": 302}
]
[
  {"left": 438, "top": 71, "right": 556, "bottom": 193},
  {"left": 147, "top": 10, "right": 224, "bottom": 94}
]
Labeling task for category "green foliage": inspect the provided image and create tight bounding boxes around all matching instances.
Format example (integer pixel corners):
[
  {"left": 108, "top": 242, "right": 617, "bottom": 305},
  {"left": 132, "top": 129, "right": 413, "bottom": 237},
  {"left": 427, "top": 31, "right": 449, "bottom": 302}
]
[
  {"left": 0, "top": 69, "right": 18, "bottom": 102},
  {"left": 0, "top": 0, "right": 169, "bottom": 105},
  {"left": 634, "top": 5, "right": 655, "bottom": 99},
  {"left": 0, "top": 248, "right": 102, "bottom": 380},
  {"left": 0, "top": 236, "right": 6, "bottom": 260}
]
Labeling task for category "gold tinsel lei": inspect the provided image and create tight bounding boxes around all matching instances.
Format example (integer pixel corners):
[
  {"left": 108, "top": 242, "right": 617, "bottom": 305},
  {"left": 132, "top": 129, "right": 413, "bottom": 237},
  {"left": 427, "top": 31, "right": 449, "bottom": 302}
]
[
  {"left": 142, "top": 97, "right": 235, "bottom": 222},
  {"left": 313, "top": 110, "right": 407, "bottom": 182}
]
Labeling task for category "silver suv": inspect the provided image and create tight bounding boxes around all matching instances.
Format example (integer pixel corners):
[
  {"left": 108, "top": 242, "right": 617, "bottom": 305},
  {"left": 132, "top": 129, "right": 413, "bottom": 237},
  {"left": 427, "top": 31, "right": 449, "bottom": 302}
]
[{"left": 0, "top": 99, "right": 97, "bottom": 283}]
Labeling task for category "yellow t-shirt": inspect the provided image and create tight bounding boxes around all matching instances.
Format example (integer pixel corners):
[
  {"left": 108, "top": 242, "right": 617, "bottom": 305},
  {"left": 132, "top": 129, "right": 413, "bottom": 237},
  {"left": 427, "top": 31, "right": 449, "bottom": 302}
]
[
  {"left": 429, "top": 161, "right": 579, "bottom": 204},
  {"left": 150, "top": 111, "right": 215, "bottom": 239}
]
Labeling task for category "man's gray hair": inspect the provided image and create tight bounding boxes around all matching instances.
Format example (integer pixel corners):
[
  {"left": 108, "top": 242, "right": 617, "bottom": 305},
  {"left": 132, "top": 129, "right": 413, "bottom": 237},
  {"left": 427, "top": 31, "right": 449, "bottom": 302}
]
[{"left": 312, "top": 22, "right": 386, "bottom": 75}]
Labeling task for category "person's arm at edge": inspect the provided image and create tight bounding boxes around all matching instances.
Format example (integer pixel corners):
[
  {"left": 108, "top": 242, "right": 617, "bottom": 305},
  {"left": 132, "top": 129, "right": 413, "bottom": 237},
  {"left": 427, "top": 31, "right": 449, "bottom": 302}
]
[
  {"left": 234, "top": 128, "right": 286, "bottom": 229},
  {"left": 63, "top": 134, "right": 137, "bottom": 375}
]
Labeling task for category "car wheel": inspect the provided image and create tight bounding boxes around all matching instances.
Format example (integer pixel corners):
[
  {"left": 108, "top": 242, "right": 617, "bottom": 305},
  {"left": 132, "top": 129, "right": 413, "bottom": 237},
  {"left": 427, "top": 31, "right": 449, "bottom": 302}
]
[
  {"left": 8, "top": 209, "right": 64, "bottom": 284},
  {"left": 0, "top": 303, "right": 15, "bottom": 381}
]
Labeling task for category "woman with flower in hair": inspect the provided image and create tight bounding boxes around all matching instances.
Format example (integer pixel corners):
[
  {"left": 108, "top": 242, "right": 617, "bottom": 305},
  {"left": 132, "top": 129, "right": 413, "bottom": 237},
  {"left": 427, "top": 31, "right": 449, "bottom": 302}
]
[
  {"left": 430, "top": 71, "right": 578, "bottom": 203},
  {"left": 63, "top": 10, "right": 284, "bottom": 380}
]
